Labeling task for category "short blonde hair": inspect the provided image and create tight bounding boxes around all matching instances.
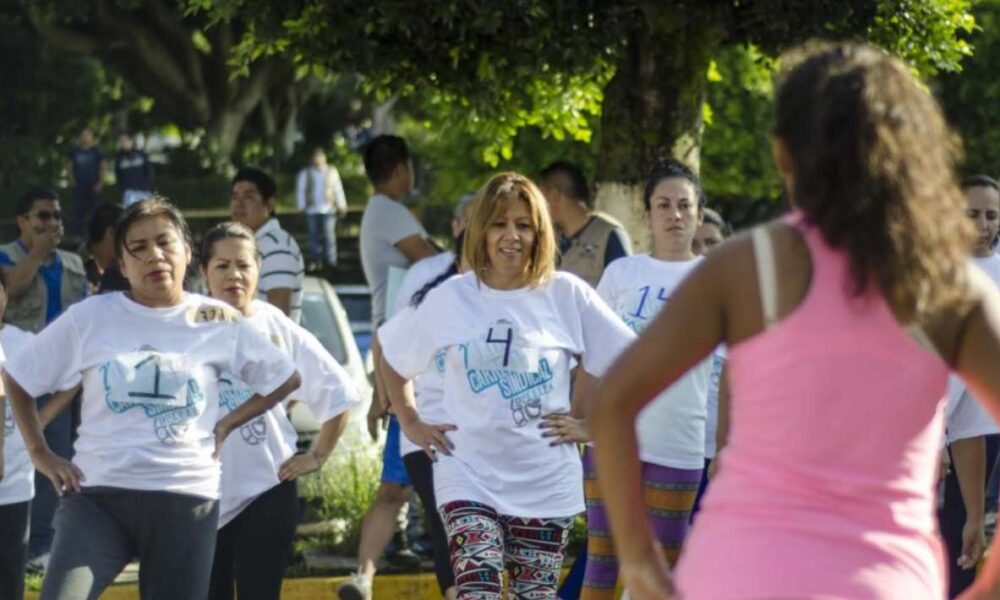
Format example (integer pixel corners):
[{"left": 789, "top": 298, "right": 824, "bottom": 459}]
[{"left": 463, "top": 172, "right": 557, "bottom": 288}]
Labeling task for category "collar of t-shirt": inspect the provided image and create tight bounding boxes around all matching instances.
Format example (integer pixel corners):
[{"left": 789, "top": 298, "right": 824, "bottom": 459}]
[
  {"left": 114, "top": 290, "right": 194, "bottom": 319},
  {"left": 558, "top": 215, "right": 596, "bottom": 253},
  {"left": 255, "top": 218, "right": 282, "bottom": 241}
]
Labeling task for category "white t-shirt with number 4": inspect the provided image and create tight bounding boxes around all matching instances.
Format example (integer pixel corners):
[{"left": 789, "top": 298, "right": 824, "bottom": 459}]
[
  {"left": 597, "top": 254, "right": 711, "bottom": 470},
  {"left": 0, "top": 330, "right": 33, "bottom": 506},
  {"left": 380, "top": 271, "right": 634, "bottom": 518},
  {"left": 218, "top": 300, "right": 361, "bottom": 527},
  {"left": 4, "top": 292, "right": 297, "bottom": 500}
]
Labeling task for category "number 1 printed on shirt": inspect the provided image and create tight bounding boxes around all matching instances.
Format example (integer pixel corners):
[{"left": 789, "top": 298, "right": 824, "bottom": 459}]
[{"left": 628, "top": 285, "right": 670, "bottom": 320}]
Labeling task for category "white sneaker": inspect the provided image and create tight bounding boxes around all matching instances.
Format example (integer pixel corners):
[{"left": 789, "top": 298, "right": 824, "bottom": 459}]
[
  {"left": 337, "top": 572, "right": 372, "bottom": 600},
  {"left": 26, "top": 553, "right": 50, "bottom": 574}
]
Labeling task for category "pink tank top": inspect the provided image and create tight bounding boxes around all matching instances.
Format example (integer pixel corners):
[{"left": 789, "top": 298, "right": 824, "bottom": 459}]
[{"left": 675, "top": 215, "right": 950, "bottom": 599}]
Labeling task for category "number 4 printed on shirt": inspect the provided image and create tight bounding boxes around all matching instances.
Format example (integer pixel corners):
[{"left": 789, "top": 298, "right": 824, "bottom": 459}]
[
  {"left": 486, "top": 326, "right": 513, "bottom": 368},
  {"left": 628, "top": 285, "right": 670, "bottom": 320}
]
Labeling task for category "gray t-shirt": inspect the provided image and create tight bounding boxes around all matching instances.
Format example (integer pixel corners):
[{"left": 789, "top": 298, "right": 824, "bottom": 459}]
[{"left": 360, "top": 194, "right": 428, "bottom": 324}]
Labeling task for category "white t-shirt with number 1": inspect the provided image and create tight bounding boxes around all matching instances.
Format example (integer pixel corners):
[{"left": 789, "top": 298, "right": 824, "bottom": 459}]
[
  {"left": 379, "top": 271, "right": 635, "bottom": 518},
  {"left": 0, "top": 329, "right": 33, "bottom": 506},
  {"left": 218, "top": 300, "right": 362, "bottom": 527},
  {"left": 597, "top": 254, "right": 711, "bottom": 470},
  {"left": 4, "top": 292, "right": 297, "bottom": 500}
]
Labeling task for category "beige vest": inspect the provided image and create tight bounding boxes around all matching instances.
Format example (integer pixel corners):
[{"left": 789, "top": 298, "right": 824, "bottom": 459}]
[
  {"left": 0, "top": 241, "right": 88, "bottom": 333},
  {"left": 558, "top": 213, "right": 626, "bottom": 288}
]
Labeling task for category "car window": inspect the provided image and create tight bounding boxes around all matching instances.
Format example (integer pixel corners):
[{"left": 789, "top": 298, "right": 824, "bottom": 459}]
[
  {"left": 339, "top": 293, "right": 372, "bottom": 327},
  {"left": 300, "top": 290, "right": 349, "bottom": 364}
]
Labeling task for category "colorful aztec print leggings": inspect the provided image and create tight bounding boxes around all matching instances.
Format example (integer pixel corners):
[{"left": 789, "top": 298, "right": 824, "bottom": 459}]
[
  {"left": 440, "top": 500, "right": 573, "bottom": 599},
  {"left": 581, "top": 447, "right": 702, "bottom": 599}
]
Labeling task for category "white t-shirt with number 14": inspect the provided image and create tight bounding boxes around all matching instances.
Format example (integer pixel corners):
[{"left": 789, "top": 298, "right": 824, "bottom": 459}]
[
  {"left": 597, "top": 254, "right": 711, "bottom": 470},
  {"left": 3, "top": 292, "right": 297, "bottom": 500}
]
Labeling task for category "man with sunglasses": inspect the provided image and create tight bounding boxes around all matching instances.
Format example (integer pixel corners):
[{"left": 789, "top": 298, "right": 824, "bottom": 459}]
[{"left": 0, "top": 186, "right": 88, "bottom": 572}]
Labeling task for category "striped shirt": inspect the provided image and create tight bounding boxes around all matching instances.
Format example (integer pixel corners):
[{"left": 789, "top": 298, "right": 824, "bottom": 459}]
[{"left": 255, "top": 218, "right": 304, "bottom": 323}]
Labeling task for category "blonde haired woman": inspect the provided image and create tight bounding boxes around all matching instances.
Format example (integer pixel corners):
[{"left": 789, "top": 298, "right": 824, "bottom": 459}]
[{"left": 378, "top": 172, "right": 634, "bottom": 599}]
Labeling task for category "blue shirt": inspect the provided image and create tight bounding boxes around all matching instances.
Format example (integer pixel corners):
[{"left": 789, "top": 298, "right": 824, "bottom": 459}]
[{"left": 0, "top": 242, "right": 73, "bottom": 325}]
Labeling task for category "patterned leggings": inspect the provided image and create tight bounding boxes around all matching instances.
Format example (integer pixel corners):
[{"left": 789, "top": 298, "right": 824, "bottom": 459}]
[
  {"left": 581, "top": 447, "right": 702, "bottom": 599},
  {"left": 440, "top": 500, "right": 573, "bottom": 599}
]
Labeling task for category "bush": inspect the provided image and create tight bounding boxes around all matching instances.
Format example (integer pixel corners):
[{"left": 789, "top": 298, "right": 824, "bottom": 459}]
[{"left": 298, "top": 439, "right": 382, "bottom": 555}]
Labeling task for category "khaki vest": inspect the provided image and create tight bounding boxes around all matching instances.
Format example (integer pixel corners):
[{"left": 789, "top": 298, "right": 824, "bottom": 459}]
[
  {"left": 0, "top": 241, "right": 88, "bottom": 333},
  {"left": 558, "top": 213, "right": 627, "bottom": 288}
]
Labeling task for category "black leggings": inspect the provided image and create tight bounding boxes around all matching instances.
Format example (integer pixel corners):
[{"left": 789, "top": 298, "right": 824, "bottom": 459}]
[
  {"left": 0, "top": 501, "right": 30, "bottom": 600},
  {"left": 208, "top": 480, "right": 299, "bottom": 600},
  {"left": 403, "top": 452, "right": 455, "bottom": 594}
]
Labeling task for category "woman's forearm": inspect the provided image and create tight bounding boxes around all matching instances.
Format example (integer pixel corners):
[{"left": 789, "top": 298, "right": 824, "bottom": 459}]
[
  {"left": 310, "top": 411, "right": 350, "bottom": 462},
  {"left": 3, "top": 371, "right": 50, "bottom": 456},
  {"left": 219, "top": 372, "right": 301, "bottom": 434}
]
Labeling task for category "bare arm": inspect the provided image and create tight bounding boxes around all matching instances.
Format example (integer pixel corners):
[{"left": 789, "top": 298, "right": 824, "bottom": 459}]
[
  {"left": 588, "top": 252, "right": 726, "bottom": 594},
  {"left": 265, "top": 288, "right": 293, "bottom": 316},
  {"left": 379, "top": 354, "right": 455, "bottom": 461},
  {"left": 950, "top": 436, "right": 987, "bottom": 571},
  {"left": 395, "top": 234, "right": 437, "bottom": 263},
  {"left": 709, "top": 364, "right": 731, "bottom": 479},
  {"left": 214, "top": 371, "right": 302, "bottom": 457},
  {"left": 278, "top": 409, "right": 350, "bottom": 481},
  {"left": 366, "top": 334, "right": 390, "bottom": 441},
  {"left": 95, "top": 159, "right": 106, "bottom": 191},
  {"left": 38, "top": 385, "right": 82, "bottom": 428},
  {"left": 950, "top": 270, "right": 1000, "bottom": 596},
  {"left": 3, "top": 371, "right": 84, "bottom": 495}
]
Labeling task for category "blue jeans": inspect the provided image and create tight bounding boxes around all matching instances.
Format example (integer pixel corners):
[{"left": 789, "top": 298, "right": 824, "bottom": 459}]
[
  {"left": 29, "top": 394, "right": 76, "bottom": 559},
  {"left": 305, "top": 213, "right": 337, "bottom": 266},
  {"left": 72, "top": 187, "right": 101, "bottom": 239}
]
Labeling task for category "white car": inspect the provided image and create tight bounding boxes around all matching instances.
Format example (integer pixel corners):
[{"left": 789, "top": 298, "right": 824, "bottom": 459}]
[{"left": 289, "top": 276, "right": 372, "bottom": 447}]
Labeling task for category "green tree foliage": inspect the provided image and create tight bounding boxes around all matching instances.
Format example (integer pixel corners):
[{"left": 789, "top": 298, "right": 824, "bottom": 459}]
[
  {"left": 937, "top": 0, "right": 1000, "bottom": 177},
  {"left": 188, "top": 0, "right": 975, "bottom": 187}
]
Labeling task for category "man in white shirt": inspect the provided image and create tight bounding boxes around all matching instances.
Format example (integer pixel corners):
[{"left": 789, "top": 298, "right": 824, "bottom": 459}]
[
  {"left": 230, "top": 167, "right": 305, "bottom": 323},
  {"left": 359, "top": 135, "right": 437, "bottom": 327},
  {"left": 296, "top": 147, "right": 348, "bottom": 270}
]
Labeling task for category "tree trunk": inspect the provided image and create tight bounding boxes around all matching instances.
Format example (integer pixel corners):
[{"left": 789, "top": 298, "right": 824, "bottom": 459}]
[{"left": 595, "top": 4, "right": 723, "bottom": 251}]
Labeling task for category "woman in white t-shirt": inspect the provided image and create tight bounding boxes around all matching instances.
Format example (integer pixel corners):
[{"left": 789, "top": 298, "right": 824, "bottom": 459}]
[
  {"left": 378, "top": 172, "right": 634, "bottom": 600},
  {"left": 583, "top": 161, "right": 711, "bottom": 596},
  {"left": 937, "top": 175, "right": 1000, "bottom": 596},
  {"left": 0, "top": 277, "right": 81, "bottom": 600},
  {"left": 198, "top": 222, "right": 361, "bottom": 599},
  {"left": 3, "top": 198, "right": 301, "bottom": 600}
]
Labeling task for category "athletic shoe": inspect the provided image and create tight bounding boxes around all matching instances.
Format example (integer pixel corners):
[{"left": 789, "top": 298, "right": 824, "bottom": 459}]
[{"left": 337, "top": 573, "right": 372, "bottom": 600}]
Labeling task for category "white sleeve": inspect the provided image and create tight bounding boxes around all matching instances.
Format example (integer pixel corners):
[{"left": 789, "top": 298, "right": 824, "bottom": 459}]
[
  {"left": 577, "top": 284, "right": 636, "bottom": 376},
  {"left": 946, "top": 378, "right": 1000, "bottom": 443},
  {"left": 595, "top": 262, "right": 619, "bottom": 308},
  {"left": 379, "top": 304, "right": 437, "bottom": 380},
  {"left": 330, "top": 168, "right": 347, "bottom": 212},
  {"left": 3, "top": 310, "right": 83, "bottom": 396},
  {"left": 258, "top": 241, "right": 303, "bottom": 293},
  {"left": 290, "top": 323, "right": 362, "bottom": 422},
  {"left": 295, "top": 170, "right": 307, "bottom": 210},
  {"left": 384, "top": 202, "right": 426, "bottom": 246},
  {"left": 230, "top": 321, "right": 298, "bottom": 397}
]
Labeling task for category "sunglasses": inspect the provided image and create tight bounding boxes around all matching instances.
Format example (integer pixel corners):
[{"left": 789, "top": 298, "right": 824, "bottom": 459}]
[{"left": 34, "top": 210, "right": 63, "bottom": 222}]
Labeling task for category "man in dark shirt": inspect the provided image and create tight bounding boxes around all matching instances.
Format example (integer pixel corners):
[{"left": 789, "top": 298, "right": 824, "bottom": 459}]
[
  {"left": 68, "top": 128, "right": 106, "bottom": 238},
  {"left": 114, "top": 133, "right": 153, "bottom": 207}
]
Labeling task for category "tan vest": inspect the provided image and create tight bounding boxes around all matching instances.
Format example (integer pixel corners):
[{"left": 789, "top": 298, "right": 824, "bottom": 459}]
[
  {"left": 0, "top": 241, "right": 88, "bottom": 333},
  {"left": 558, "top": 213, "right": 626, "bottom": 288}
]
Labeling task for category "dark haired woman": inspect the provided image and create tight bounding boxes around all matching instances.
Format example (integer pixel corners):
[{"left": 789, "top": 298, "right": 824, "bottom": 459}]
[
  {"left": 198, "top": 222, "right": 360, "bottom": 600},
  {"left": 3, "top": 197, "right": 301, "bottom": 599},
  {"left": 590, "top": 43, "right": 1000, "bottom": 599},
  {"left": 578, "top": 160, "right": 711, "bottom": 598}
]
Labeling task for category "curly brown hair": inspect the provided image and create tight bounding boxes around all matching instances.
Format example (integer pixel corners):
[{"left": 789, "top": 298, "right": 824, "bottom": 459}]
[{"left": 774, "top": 42, "right": 974, "bottom": 322}]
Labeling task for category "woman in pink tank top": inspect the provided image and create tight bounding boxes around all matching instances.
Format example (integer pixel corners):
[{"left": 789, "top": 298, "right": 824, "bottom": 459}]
[{"left": 588, "top": 42, "right": 1000, "bottom": 600}]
